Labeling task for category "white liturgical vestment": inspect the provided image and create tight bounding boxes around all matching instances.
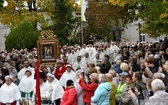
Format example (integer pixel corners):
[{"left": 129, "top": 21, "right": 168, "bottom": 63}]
[
  {"left": 18, "top": 75, "right": 35, "bottom": 93},
  {"left": 73, "top": 61, "right": 87, "bottom": 71},
  {"left": 17, "top": 66, "right": 35, "bottom": 80},
  {"left": 46, "top": 79, "right": 64, "bottom": 103},
  {"left": 59, "top": 70, "right": 77, "bottom": 88},
  {"left": 0, "top": 83, "right": 21, "bottom": 103}
]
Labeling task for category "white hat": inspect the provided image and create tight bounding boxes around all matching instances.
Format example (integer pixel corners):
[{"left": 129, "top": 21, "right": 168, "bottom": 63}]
[
  {"left": 5, "top": 75, "right": 13, "bottom": 80},
  {"left": 47, "top": 73, "right": 55, "bottom": 78},
  {"left": 76, "top": 69, "right": 84, "bottom": 73},
  {"left": 66, "top": 64, "right": 73, "bottom": 69},
  {"left": 25, "top": 69, "right": 31, "bottom": 73}
]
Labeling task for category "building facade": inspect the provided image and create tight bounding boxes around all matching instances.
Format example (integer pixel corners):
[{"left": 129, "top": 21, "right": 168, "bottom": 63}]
[
  {"left": 0, "top": 23, "right": 10, "bottom": 51},
  {"left": 122, "top": 20, "right": 165, "bottom": 43}
]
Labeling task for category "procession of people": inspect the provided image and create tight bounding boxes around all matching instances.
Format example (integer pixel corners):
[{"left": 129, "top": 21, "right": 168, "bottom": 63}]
[{"left": 0, "top": 39, "right": 168, "bottom": 105}]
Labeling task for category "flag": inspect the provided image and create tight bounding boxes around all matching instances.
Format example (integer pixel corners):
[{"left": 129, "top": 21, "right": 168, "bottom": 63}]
[
  {"left": 80, "top": 0, "right": 88, "bottom": 22},
  {"left": 35, "top": 60, "right": 41, "bottom": 105}
]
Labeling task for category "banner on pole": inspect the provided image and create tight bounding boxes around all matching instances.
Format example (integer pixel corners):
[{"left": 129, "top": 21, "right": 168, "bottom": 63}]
[{"left": 81, "top": 0, "right": 88, "bottom": 22}]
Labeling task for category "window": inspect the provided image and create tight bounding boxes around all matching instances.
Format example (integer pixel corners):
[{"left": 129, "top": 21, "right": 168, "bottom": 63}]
[{"left": 140, "top": 33, "right": 146, "bottom": 42}]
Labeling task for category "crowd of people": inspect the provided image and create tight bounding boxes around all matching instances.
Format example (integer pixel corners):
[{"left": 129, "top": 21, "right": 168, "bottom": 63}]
[{"left": 0, "top": 39, "right": 168, "bottom": 105}]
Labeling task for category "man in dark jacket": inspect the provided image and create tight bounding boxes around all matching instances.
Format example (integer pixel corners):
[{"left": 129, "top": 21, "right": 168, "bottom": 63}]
[
  {"left": 100, "top": 55, "right": 111, "bottom": 74},
  {"left": 132, "top": 72, "right": 147, "bottom": 104}
]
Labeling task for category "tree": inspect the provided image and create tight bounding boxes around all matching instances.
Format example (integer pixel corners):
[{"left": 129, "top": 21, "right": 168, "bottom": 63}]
[
  {"left": 0, "top": 0, "right": 77, "bottom": 45},
  {"left": 0, "top": 0, "right": 3, "bottom": 10},
  {"left": 109, "top": 0, "right": 168, "bottom": 37},
  {"left": 136, "top": 0, "right": 168, "bottom": 37},
  {"left": 48, "top": 0, "right": 76, "bottom": 45},
  {"left": 83, "top": 0, "right": 134, "bottom": 42},
  {"left": 5, "top": 22, "right": 40, "bottom": 51},
  {"left": 0, "top": 0, "right": 53, "bottom": 29}
]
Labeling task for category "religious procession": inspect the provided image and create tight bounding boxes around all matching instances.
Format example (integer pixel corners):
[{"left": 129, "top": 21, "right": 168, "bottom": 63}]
[
  {"left": 0, "top": 39, "right": 168, "bottom": 105},
  {"left": 1, "top": 0, "right": 168, "bottom": 105}
]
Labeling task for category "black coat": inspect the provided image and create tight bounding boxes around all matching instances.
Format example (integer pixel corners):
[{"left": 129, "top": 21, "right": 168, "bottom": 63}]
[{"left": 100, "top": 61, "right": 111, "bottom": 74}]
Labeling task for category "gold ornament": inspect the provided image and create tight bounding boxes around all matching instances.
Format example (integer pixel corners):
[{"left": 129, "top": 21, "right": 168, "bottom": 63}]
[{"left": 38, "top": 30, "right": 57, "bottom": 40}]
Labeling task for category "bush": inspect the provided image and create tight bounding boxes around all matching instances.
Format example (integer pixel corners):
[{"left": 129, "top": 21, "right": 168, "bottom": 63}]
[{"left": 5, "top": 22, "right": 40, "bottom": 51}]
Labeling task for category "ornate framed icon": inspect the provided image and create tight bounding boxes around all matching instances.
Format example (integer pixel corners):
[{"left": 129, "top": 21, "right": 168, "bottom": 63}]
[{"left": 37, "top": 30, "right": 59, "bottom": 63}]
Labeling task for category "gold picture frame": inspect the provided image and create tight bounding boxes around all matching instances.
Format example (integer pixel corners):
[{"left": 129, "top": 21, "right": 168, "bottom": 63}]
[
  {"left": 37, "top": 30, "right": 59, "bottom": 63},
  {"left": 37, "top": 40, "right": 59, "bottom": 63}
]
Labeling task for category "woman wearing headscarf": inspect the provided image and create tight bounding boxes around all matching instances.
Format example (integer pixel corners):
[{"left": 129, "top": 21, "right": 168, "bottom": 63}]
[{"left": 18, "top": 69, "right": 35, "bottom": 105}]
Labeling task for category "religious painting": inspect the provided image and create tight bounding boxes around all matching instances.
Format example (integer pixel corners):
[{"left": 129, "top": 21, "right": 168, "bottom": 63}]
[
  {"left": 42, "top": 44, "right": 55, "bottom": 60},
  {"left": 37, "top": 30, "right": 59, "bottom": 63}
]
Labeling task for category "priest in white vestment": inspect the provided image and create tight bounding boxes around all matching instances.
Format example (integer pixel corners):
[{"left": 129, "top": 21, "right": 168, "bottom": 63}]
[
  {"left": 46, "top": 73, "right": 64, "bottom": 105},
  {"left": 59, "top": 65, "right": 77, "bottom": 88},
  {"left": 0, "top": 75, "right": 21, "bottom": 105},
  {"left": 18, "top": 69, "right": 35, "bottom": 105},
  {"left": 73, "top": 55, "right": 87, "bottom": 71},
  {"left": 92, "top": 48, "right": 104, "bottom": 60},
  {"left": 67, "top": 50, "right": 76, "bottom": 65},
  {"left": 91, "top": 53, "right": 102, "bottom": 66},
  {"left": 81, "top": 52, "right": 92, "bottom": 66}
]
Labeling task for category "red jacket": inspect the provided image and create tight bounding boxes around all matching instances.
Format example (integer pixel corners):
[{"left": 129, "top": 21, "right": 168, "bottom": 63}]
[
  {"left": 79, "top": 78, "right": 98, "bottom": 105},
  {"left": 55, "top": 65, "right": 66, "bottom": 80},
  {"left": 61, "top": 87, "right": 77, "bottom": 105}
]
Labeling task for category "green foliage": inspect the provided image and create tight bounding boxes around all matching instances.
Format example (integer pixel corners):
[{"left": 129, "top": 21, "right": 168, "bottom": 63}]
[
  {"left": 136, "top": 0, "right": 168, "bottom": 37},
  {"left": 48, "top": 0, "right": 76, "bottom": 45},
  {"left": 84, "top": 0, "right": 131, "bottom": 42},
  {"left": 0, "top": 0, "right": 53, "bottom": 29},
  {"left": 5, "top": 22, "right": 40, "bottom": 51},
  {"left": 0, "top": 0, "right": 3, "bottom": 10},
  {"left": 109, "top": 0, "right": 168, "bottom": 37}
]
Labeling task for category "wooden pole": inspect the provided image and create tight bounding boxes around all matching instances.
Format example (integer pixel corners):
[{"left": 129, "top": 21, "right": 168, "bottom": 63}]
[{"left": 35, "top": 60, "right": 41, "bottom": 105}]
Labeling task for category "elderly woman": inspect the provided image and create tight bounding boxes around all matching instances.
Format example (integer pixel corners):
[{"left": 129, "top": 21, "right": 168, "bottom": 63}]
[
  {"left": 79, "top": 73, "right": 98, "bottom": 105},
  {"left": 91, "top": 74, "right": 112, "bottom": 105},
  {"left": 145, "top": 79, "right": 168, "bottom": 105},
  {"left": 129, "top": 79, "right": 168, "bottom": 105}
]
